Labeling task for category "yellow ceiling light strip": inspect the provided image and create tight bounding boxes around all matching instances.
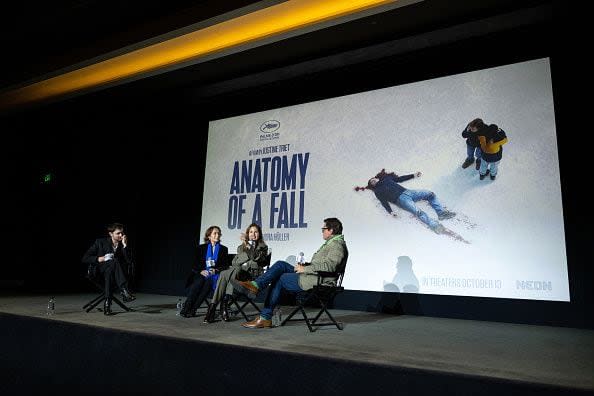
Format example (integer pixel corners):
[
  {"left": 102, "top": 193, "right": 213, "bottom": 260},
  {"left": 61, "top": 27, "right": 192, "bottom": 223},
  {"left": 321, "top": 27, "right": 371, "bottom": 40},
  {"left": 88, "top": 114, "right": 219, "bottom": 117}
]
[{"left": 0, "top": 0, "right": 398, "bottom": 110}]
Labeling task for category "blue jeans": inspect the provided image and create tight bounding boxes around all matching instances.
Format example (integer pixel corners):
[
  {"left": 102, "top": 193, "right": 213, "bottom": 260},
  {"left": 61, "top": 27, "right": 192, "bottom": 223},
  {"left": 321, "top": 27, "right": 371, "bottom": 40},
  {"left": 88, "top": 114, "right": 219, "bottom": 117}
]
[
  {"left": 254, "top": 260, "right": 303, "bottom": 319},
  {"left": 466, "top": 145, "right": 482, "bottom": 161},
  {"left": 479, "top": 159, "right": 500, "bottom": 176},
  {"left": 397, "top": 189, "right": 444, "bottom": 229}
]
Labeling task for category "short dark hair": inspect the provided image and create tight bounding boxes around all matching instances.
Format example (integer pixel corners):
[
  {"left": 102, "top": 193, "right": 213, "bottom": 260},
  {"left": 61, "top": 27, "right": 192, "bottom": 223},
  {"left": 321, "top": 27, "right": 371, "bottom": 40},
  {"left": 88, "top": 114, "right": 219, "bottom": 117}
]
[
  {"left": 468, "top": 118, "right": 484, "bottom": 130},
  {"left": 323, "top": 218, "right": 343, "bottom": 235},
  {"left": 203, "top": 226, "right": 222, "bottom": 243},
  {"left": 107, "top": 223, "right": 124, "bottom": 233}
]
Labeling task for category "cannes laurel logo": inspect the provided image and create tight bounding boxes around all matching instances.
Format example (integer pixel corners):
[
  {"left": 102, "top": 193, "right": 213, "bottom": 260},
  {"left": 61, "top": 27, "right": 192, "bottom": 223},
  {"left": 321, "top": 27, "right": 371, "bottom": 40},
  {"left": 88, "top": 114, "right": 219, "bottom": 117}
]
[
  {"left": 260, "top": 120, "right": 280, "bottom": 133},
  {"left": 259, "top": 120, "right": 280, "bottom": 141}
]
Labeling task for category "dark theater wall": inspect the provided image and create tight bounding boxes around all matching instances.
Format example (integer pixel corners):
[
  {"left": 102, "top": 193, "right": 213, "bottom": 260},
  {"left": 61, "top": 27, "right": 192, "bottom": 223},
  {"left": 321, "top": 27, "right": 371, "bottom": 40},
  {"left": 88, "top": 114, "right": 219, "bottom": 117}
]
[
  {"left": 4, "top": 100, "right": 209, "bottom": 295},
  {"left": 3, "top": 1, "right": 589, "bottom": 328}
]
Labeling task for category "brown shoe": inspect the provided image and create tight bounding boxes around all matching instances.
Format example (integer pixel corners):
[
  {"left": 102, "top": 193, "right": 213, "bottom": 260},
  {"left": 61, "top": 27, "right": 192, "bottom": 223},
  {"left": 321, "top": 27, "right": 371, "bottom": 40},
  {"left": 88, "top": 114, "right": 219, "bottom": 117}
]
[
  {"left": 242, "top": 317, "right": 272, "bottom": 328},
  {"left": 231, "top": 279, "right": 259, "bottom": 299}
]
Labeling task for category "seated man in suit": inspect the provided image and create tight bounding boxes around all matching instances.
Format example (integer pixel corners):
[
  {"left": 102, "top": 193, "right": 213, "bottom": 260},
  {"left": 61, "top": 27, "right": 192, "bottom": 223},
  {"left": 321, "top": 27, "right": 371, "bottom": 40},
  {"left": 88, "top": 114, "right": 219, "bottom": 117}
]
[
  {"left": 231, "top": 217, "right": 348, "bottom": 329},
  {"left": 82, "top": 222, "right": 136, "bottom": 315}
]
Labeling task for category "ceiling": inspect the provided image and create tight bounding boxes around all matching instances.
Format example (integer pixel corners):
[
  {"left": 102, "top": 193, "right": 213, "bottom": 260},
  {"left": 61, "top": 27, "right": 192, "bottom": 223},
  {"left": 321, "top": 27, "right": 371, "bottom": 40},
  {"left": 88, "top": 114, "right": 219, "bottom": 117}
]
[
  {"left": 0, "top": 0, "right": 263, "bottom": 89},
  {"left": 0, "top": 0, "right": 556, "bottom": 109}
]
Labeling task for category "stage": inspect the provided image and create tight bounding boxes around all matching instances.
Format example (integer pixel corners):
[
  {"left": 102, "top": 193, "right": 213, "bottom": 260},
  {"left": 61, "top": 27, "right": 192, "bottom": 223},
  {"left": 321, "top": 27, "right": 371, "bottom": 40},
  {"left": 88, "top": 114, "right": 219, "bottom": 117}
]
[{"left": 1, "top": 293, "right": 593, "bottom": 395}]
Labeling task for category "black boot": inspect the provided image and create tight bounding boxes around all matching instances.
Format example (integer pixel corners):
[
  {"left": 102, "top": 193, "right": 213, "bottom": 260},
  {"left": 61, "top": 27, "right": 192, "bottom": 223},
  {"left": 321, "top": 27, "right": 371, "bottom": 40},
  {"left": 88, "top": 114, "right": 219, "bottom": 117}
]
[
  {"left": 103, "top": 299, "right": 113, "bottom": 315},
  {"left": 461, "top": 158, "right": 474, "bottom": 169},
  {"left": 221, "top": 294, "right": 231, "bottom": 322},
  {"left": 120, "top": 287, "right": 136, "bottom": 302},
  {"left": 204, "top": 303, "right": 216, "bottom": 323},
  {"left": 180, "top": 301, "right": 192, "bottom": 318}
]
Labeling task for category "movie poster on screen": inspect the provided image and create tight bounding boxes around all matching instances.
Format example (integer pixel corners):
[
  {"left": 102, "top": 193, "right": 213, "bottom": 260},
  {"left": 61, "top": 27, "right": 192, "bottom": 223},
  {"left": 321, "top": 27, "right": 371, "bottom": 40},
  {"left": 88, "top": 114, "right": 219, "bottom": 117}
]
[{"left": 202, "top": 58, "right": 569, "bottom": 302}]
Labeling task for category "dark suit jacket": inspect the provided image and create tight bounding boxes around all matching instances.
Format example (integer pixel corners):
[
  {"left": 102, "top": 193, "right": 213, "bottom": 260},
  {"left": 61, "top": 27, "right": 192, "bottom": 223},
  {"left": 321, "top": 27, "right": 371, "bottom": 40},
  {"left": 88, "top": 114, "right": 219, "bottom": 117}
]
[
  {"left": 82, "top": 237, "right": 133, "bottom": 273},
  {"left": 185, "top": 243, "right": 230, "bottom": 288}
]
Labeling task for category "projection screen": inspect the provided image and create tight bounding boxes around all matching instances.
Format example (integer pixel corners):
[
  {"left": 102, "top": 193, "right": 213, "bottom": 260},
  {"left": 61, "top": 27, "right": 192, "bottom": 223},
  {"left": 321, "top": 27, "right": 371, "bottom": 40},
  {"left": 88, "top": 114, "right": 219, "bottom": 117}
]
[{"left": 201, "top": 58, "right": 569, "bottom": 301}]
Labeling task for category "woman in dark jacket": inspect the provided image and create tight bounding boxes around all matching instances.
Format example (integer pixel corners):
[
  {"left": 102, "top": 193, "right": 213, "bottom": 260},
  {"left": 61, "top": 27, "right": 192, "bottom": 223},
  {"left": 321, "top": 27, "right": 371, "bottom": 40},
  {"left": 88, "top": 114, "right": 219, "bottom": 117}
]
[
  {"left": 461, "top": 118, "right": 484, "bottom": 170},
  {"left": 180, "top": 225, "right": 229, "bottom": 317}
]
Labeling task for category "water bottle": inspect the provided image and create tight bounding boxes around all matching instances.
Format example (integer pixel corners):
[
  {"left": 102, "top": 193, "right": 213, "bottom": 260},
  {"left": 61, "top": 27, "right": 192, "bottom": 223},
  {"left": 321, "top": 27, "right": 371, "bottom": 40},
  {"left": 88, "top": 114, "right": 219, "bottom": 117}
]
[
  {"left": 297, "top": 252, "right": 305, "bottom": 265},
  {"left": 206, "top": 257, "right": 215, "bottom": 277},
  {"left": 176, "top": 298, "right": 183, "bottom": 316},
  {"left": 46, "top": 297, "right": 55, "bottom": 316},
  {"left": 272, "top": 307, "right": 282, "bottom": 327}
]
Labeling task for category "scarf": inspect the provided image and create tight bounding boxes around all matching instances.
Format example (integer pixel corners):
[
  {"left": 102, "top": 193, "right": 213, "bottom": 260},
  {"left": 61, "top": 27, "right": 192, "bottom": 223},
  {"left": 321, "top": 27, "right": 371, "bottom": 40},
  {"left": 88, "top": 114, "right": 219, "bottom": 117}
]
[{"left": 315, "top": 234, "right": 344, "bottom": 253}]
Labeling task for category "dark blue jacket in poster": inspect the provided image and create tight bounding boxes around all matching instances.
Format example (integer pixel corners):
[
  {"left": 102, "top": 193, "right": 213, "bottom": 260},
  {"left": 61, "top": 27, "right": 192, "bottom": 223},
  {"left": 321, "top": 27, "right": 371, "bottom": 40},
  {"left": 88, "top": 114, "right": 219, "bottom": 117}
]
[
  {"left": 372, "top": 173, "right": 415, "bottom": 214},
  {"left": 462, "top": 127, "right": 480, "bottom": 148}
]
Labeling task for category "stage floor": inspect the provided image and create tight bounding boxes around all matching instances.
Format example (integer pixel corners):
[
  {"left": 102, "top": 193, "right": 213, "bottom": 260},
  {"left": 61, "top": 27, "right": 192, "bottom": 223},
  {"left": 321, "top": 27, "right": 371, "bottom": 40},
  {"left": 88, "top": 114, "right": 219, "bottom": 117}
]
[{"left": 1, "top": 292, "right": 593, "bottom": 391}]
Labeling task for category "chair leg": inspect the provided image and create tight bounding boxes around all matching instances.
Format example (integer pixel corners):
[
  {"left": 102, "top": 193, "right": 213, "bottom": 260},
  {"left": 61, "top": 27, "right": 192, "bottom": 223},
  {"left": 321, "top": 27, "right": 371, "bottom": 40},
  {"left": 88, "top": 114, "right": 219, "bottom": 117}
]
[
  {"left": 85, "top": 277, "right": 133, "bottom": 314},
  {"left": 281, "top": 304, "right": 300, "bottom": 325},
  {"left": 112, "top": 296, "right": 132, "bottom": 312},
  {"left": 281, "top": 306, "right": 297, "bottom": 324},
  {"left": 281, "top": 292, "right": 343, "bottom": 331},
  {"left": 303, "top": 307, "right": 315, "bottom": 332},
  {"left": 310, "top": 306, "right": 342, "bottom": 330},
  {"left": 83, "top": 294, "right": 105, "bottom": 312},
  {"left": 229, "top": 294, "right": 262, "bottom": 321},
  {"left": 309, "top": 297, "right": 328, "bottom": 323},
  {"left": 281, "top": 304, "right": 314, "bottom": 331},
  {"left": 308, "top": 294, "right": 343, "bottom": 331},
  {"left": 232, "top": 298, "right": 251, "bottom": 321},
  {"left": 247, "top": 299, "right": 261, "bottom": 314},
  {"left": 281, "top": 292, "right": 314, "bottom": 324}
]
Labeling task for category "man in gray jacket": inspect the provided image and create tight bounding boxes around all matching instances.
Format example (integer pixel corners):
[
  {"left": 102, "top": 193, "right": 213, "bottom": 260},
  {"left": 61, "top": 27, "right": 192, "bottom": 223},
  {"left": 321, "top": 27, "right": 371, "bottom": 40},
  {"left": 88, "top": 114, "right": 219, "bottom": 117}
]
[{"left": 231, "top": 217, "right": 348, "bottom": 329}]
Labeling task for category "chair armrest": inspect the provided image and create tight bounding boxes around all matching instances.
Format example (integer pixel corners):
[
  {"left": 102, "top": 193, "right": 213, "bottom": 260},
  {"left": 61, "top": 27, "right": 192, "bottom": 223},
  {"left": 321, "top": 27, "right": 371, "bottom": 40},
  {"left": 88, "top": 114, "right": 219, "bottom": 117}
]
[
  {"left": 316, "top": 271, "right": 338, "bottom": 277},
  {"left": 248, "top": 266, "right": 264, "bottom": 278},
  {"left": 87, "top": 263, "right": 98, "bottom": 279},
  {"left": 315, "top": 271, "right": 339, "bottom": 286}
]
